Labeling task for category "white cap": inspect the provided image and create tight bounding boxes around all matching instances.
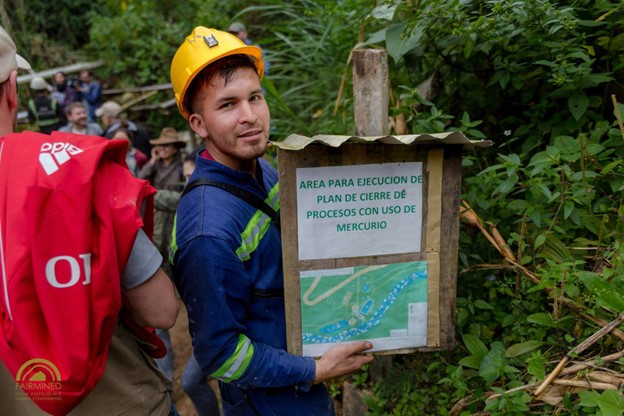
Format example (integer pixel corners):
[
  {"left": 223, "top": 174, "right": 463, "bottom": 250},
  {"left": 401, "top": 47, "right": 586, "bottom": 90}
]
[
  {"left": 29, "top": 76, "right": 48, "bottom": 90},
  {"left": 0, "top": 26, "right": 30, "bottom": 83},
  {"left": 228, "top": 22, "right": 246, "bottom": 33},
  {"left": 95, "top": 100, "right": 122, "bottom": 118}
]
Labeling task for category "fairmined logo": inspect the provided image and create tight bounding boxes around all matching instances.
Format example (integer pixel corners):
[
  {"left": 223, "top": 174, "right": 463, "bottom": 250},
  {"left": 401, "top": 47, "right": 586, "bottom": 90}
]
[
  {"left": 38, "top": 142, "right": 83, "bottom": 175},
  {"left": 15, "top": 358, "right": 62, "bottom": 401}
]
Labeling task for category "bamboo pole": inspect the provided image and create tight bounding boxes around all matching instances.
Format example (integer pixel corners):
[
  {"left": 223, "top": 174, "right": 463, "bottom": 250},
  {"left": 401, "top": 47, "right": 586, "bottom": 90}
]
[
  {"left": 534, "top": 311, "right": 624, "bottom": 397},
  {"left": 552, "top": 379, "right": 618, "bottom": 391},
  {"left": 611, "top": 95, "right": 624, "bottom": 140},
  {"left": 460, "top": 200, "right": 624, "bottom": 342},
  {"left": 561, "top": 350, "right": 624, "bottom": 375}
]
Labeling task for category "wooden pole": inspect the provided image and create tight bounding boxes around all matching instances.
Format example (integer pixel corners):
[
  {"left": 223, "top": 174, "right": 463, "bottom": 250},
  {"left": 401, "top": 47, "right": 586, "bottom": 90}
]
[
  {"left": 352, "top": 49, "right": 392, "bottom": 385},
  {"left": 17, "top": 60, "right": 105, "bottom": 85},
  {"left": 352, "top": 49, "right": 389, "bottom": 136}
]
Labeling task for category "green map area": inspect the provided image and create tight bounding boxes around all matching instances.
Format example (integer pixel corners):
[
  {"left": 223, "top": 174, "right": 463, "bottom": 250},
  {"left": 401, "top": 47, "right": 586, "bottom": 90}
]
[{"left": 300, "top": 261, "right": 428, "bottom": 346}]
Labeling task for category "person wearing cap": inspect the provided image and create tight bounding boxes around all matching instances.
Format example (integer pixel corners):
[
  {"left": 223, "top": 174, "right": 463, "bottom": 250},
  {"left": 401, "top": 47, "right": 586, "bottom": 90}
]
[
  {"left": 99, "top": 100, "right": 153, "bottom": 156},
  {"left": 96, "top": 100, "right": 123, "bottom": 131},
  {"left": 0, "top": 25, "right": 180, "bottom": 416},
  {"left": 169, "top": 27, "right": 373, "bottom": 416},
  {"left": 26, "top": 76, "right": 65, "bottom": 134},
  {"left": 228, "top": 21, "right": 271, "bottom": 75}
]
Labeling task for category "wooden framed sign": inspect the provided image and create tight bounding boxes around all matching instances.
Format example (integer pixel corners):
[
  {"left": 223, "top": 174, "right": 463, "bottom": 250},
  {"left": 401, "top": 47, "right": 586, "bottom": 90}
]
[{"left": 275, "top": 133, "right": 489, "bottom": 356}]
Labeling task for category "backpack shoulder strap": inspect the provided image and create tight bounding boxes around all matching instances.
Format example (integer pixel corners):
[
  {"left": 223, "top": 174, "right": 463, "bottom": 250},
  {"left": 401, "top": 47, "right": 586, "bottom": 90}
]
[
  {"left": 181, "top": 179, "right": 280, "bottom": 231},
  {"left": 27, "top": 99, "right": 38, "bottom": 122}
]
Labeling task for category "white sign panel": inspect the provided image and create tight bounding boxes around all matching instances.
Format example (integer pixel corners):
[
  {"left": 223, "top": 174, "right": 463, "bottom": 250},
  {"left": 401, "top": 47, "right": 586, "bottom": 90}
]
[{"left": 296, "top": 162, "right": 423, "bottom": 260}]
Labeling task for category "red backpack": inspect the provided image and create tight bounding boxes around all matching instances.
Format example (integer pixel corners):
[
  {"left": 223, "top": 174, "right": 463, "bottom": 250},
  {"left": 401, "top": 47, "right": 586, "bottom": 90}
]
[{"left": 0, "top": 131, "right": 156, "bottom": 415}]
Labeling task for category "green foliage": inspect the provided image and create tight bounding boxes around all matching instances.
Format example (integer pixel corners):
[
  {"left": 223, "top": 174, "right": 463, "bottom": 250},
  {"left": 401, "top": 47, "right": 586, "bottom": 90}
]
[
  {"left": 86, "top": 0, "right": 266, "bottom": 131},
  {"left": 236, "top": 0, "right": 371, "bottom": 139},
  {"left": 365, "top": 355, "right": 455, "bottom": 416},
  {"left": 579, "top": 390, "right": 624, "bottom": 416},
  {"left": 367, "top": 0, "right": 622, "bottom": 151},
  {"left": 87, "top": 0, "right": 239, "bottom": 87},
  {"left": 362, "top": 5, "right": 624, "bottom": 414},
  {"left": 4, "top": 0, "right": 102, "bottom": 70}
]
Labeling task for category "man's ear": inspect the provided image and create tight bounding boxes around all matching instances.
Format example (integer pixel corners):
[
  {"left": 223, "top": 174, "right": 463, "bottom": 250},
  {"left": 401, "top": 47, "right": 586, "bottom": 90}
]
[
  {"left": 6, "top": 71, "right": 18, "bottom": 110},
  {"left": 188, "top": 113, "right": 208, "bottom": 138}
]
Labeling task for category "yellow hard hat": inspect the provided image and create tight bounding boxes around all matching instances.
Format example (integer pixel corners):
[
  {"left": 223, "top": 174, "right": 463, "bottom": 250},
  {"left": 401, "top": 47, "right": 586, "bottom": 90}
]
[{"left": 171, "top": 26, "right": 264, "bottom": 119}]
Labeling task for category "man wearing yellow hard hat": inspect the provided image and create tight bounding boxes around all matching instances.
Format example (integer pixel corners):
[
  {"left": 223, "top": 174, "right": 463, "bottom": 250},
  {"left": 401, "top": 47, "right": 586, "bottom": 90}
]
[{"left": 169, "top": 27, "right": 374, "bottom": 415}]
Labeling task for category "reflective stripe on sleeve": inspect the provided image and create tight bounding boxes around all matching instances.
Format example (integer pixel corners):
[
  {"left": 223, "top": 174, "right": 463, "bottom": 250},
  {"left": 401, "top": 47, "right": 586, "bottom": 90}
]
[
  {"left": 168, "top": 214, "right": 178, "bottom": 265},
  {"left": 211, "top": 334, "right": 255, "bottom": 382}
]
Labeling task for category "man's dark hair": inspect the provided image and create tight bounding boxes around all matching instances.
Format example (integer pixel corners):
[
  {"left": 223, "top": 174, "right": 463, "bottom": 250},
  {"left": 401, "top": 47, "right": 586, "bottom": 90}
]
[
  {"left": 184, "top": 54, "right": 258, "bottom": 117},
  {"left": 111, "top": 121, "right": 135, "bottom": 144}
]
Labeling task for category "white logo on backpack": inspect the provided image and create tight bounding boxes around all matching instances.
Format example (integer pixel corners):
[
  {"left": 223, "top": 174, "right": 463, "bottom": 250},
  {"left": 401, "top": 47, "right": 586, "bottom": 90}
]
[{"left": 39, "top": 142, "right": 83, "bottom": 175}]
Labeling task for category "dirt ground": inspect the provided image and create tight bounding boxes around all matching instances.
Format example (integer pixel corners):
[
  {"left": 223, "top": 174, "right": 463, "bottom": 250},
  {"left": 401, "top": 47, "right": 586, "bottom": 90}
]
[{"left": 169, "top": 300, "right": 221, "bottom": 416}]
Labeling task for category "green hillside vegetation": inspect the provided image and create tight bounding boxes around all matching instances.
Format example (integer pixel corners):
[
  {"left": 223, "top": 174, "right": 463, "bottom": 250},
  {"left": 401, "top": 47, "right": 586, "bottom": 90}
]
[{"left": 5, "top": 0, "right": 624, "bottom": 414}]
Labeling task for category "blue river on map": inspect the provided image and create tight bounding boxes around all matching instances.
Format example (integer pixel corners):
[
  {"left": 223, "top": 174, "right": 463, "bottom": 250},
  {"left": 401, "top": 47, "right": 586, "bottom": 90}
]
[{"left": 302, "top": 270, "right": 426, "bottom": 344}]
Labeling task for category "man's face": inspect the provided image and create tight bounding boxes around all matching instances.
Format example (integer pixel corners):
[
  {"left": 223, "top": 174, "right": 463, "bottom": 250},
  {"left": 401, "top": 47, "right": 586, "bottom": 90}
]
[
  {"left": 54, "top": 73, "right": 65, "bottom": 85},
  {"left": 101, "top": 114, "right": 115, "bottom": 128},
  {"left": 156, "top": 144, "right": 178, "bottom": 161},
  {"left": 79, "top": 71, "right": 90, "bottom": 83},
  {"left": 230, "top": 30, "right": 247, "bottom": 42},
  {"left": 68, "top": 106, "right": 88, "bottom": 128},
  {"left": 189, "top": 67, "right": 270, "bottom": 172}
]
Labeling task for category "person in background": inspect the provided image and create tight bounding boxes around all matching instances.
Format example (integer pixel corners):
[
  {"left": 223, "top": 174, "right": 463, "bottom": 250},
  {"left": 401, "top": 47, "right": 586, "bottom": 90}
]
[
  {"left": 78, "top": 69, "right": 102, "bottom": 122},
  {"left": 51, "top": 71, "right": 80, "bottom": 109},
  {"left": 137, "top": 127, "right": 186, "bottom": 392},
  {"left": 59, "top": 101, "right": 103, "bottom": 135},
  {"left": 98, "top": 99, "right": 152, "bottom": 156},
  {"left": 110, "top": 122, "right": 149, "bottom": 176},
  {"left": 0, "top": 24, "right": 180, "bottom": 416},
  {"left": 26, "top": 76, "right": 65, "bottom": 134},
  {"left": 169, "top": 26, "right": 372, "bottom": 415},
  {"left": 96, "top": 100, "right": 122, "bottom": 134},
  {"left": 137, "top": 127, "right": 186, "bottom": 260},
  {"left": 228, "top": 21, "right": 271, "bottom": 74}
]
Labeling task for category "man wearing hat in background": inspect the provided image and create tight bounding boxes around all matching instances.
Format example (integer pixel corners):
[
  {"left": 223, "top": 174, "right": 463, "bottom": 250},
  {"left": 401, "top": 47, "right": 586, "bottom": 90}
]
[
  {"left": 138, "top": 126, "right": 186, "bottom": 261},
  {"left": 99, "top": 99, "right": 153, "bottom": 156},
  {"left": 138, "top": 127, "right": 186, "bottom": 391},
  {"left": 97, "top": 99, "right": 123, "bottom": 133},
  {"left": 0, "top": 25, "right": 180, "bottom": 416},
  {"left": 26, "top": 76, "right": 65, "bottom": 134}
]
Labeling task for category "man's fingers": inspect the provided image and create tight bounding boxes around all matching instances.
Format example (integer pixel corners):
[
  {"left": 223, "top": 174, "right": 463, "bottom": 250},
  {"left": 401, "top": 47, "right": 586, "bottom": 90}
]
[{"left": 349, "top": 341, "right": 373, "bottom": 354}]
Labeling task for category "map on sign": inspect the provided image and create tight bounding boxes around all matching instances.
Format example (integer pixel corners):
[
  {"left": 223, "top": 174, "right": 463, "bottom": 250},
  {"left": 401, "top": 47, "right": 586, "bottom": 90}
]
[{"left": 300, "top": 261, "right": 428, "bottom": 356}]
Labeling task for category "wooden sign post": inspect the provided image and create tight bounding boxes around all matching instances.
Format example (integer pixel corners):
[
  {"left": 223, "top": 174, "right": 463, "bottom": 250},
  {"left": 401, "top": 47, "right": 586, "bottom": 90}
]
[{"left": 275, "top": 50, "right": 489, "bottom": 357}]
